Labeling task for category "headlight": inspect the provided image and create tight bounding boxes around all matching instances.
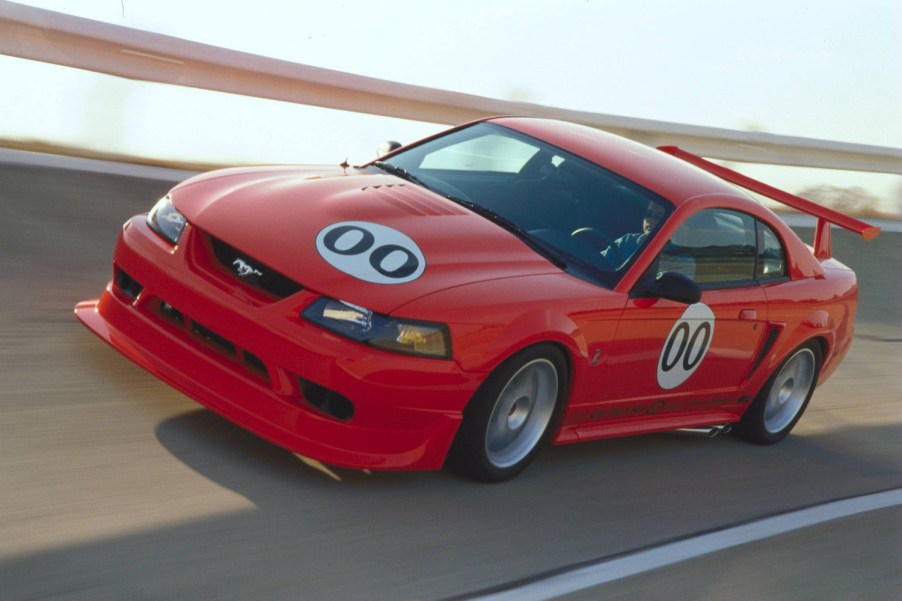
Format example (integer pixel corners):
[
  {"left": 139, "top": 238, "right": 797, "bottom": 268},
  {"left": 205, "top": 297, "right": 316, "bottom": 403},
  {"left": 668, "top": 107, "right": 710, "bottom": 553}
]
[
  {"left": 146, "top": 194, "right": 187, "bottom": 245},
  {"left": 303, "top": 297, "right": 451, "bottom": 359}
]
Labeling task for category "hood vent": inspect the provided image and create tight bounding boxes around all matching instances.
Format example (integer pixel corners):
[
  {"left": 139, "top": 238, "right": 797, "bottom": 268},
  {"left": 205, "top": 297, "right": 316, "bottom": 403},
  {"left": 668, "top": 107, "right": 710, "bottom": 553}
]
[{"left": 362, "top": 183, "right": 466, "bottom": 217}]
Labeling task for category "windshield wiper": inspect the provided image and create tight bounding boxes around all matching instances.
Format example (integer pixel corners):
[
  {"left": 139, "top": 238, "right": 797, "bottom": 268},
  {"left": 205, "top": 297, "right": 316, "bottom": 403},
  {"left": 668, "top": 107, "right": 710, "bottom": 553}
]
[
  {"left": 373, "top": 161, "right": 568, "bottom": 271},
  {"left": 446, "top": 196, "right": 568, "bottom": 270},
  {"left": 372, "top": 161, "right": 429, "bottom": 189}
]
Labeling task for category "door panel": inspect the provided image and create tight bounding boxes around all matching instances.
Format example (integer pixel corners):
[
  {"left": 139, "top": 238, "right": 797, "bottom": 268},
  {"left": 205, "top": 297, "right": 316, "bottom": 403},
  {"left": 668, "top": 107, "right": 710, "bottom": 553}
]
[
  {"left": 564, "top": 288, "right": 766, "bottom": 437},
  {"left": 563, "top": 207, "right": 773, "bottom": 438}
]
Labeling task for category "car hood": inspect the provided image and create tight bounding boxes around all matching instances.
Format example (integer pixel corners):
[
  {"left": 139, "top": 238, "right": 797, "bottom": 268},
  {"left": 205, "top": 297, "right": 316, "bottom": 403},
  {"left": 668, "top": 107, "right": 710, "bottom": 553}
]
[{"left": 171, "top": 166, "right": 560, "bottom": 313}]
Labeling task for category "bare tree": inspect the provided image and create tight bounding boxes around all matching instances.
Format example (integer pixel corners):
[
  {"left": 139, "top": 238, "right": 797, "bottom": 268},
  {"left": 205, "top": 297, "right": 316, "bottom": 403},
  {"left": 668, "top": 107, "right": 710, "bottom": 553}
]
[{"left": 795, "top": 184, "right": 882, "bottom": 216}]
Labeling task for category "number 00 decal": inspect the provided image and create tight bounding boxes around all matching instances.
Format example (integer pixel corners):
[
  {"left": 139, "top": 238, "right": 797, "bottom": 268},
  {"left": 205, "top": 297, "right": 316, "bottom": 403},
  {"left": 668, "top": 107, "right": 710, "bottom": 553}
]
[
  {"left": 316, "top": 221, "right": 426, "bottom": 284},
  {"left": 656, "top": 303, "right": 715, "bottom": 390}
]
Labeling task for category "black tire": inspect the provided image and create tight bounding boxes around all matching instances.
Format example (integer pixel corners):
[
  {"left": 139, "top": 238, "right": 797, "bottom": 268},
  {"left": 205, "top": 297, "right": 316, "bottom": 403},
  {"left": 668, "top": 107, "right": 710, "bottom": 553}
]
[
  {"left": 446, "top": 345, "right": 568, "bottom": 482},
  {"left": 736, "top": 341, "right": 822, "bottom": 445}
]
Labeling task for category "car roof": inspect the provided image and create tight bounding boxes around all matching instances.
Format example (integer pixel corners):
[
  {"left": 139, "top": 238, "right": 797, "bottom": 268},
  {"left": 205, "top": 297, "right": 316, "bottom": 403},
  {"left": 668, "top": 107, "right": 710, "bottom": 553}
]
[{"left": 489, "top": 116, "right": 750, "bottom": 207}]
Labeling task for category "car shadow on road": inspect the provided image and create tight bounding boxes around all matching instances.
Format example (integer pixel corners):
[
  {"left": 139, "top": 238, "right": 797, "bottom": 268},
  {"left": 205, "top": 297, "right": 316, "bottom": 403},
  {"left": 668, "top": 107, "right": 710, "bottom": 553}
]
[
  {"left": 3, "top": 413, "right": 900, "bottom": 601},
  {"left": 153, "top": 407, "right": 441, "bottom": 494}
]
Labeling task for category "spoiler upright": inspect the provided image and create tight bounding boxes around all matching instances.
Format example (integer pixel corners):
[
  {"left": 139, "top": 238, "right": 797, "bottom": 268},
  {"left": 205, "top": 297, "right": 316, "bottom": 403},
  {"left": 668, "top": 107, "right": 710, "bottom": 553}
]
[{"left": 658, "top": 146, "right": 881, "bottom": 259}]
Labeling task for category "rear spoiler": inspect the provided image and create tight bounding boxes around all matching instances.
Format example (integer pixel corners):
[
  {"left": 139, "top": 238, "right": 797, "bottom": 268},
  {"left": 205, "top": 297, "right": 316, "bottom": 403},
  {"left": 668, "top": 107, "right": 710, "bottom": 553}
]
[{"left": 658, "top": 146, "right": 881, "bottom": 259}]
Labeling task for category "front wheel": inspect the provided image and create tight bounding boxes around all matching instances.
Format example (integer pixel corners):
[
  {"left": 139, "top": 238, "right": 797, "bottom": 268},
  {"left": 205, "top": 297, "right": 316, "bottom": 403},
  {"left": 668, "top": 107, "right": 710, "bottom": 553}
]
[
  {"left": 446, "top": 345, "right": 568, "bottom": 482},
  {"left": 736, "top": 342, "right": 822, "bottom": 445}
]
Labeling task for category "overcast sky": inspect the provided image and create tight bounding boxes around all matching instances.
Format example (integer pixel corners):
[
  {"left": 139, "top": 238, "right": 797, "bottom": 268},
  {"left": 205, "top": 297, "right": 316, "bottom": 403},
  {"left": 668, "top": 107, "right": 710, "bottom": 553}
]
[{"left": 2, "top": 0, "right": 900, "bottom": 208}]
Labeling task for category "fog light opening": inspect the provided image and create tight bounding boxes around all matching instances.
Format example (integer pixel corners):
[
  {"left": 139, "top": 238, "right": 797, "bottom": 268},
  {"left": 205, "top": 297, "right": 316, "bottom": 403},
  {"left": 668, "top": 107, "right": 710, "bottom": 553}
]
[
  {"left": 114, "top": 267, "right": 144, "bottom": 301},
  {"left": 298, "top": 378, "right": 355, "bottom": 421}
]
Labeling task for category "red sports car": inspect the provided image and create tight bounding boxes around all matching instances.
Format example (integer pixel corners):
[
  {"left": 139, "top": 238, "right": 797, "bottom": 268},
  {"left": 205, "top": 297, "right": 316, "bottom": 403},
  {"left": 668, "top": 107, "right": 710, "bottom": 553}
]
[{"left": 76, "top": 117, "right": 879, "bottom": 481}]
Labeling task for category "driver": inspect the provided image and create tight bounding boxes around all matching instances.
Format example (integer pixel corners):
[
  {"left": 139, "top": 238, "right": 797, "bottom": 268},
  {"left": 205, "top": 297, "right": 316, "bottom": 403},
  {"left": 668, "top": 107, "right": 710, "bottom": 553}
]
[{"left": 600, "top": 202, "right": 665, "bottom": 267}]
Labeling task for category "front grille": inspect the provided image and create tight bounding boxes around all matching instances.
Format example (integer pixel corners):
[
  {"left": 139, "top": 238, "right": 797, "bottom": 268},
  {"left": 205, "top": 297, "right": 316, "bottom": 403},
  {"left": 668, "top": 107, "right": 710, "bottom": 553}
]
[
  {"left": 209, "top": 236, "right": 303, "bottom": 299},
  {"left": 191, "top": 321, "right": 237, "bottom": 356},
  {"left": 141, "top": 295, "right": 353, "bottom": 422},
  {"left": 149, "top": 297, "right": 270, "bottom": 384}
]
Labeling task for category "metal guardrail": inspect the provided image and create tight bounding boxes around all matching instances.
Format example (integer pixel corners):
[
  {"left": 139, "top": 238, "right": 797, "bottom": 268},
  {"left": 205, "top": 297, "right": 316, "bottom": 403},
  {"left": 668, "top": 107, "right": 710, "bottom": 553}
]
[{"left": 1, "top": 0, "right": 901, "bottom": 175}]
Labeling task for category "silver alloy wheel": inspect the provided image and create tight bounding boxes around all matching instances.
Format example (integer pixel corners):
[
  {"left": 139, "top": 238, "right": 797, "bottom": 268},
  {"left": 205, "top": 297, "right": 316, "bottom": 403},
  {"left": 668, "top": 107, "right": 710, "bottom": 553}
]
[
  {"left": 763, "top": 348, "right": 816, "bottom": 434},
  {"left": 484, "top": 358, "right": 558, "bottom": 469}
]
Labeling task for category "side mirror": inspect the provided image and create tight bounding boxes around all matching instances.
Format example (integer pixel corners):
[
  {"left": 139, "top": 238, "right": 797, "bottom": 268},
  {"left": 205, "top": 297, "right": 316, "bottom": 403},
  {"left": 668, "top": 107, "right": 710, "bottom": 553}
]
[
  {"left": 377, "top": 140, "right": 402, "bottom": 158},
  {"left": 637, "top": 272, "right": 701, "bottom": 304}
]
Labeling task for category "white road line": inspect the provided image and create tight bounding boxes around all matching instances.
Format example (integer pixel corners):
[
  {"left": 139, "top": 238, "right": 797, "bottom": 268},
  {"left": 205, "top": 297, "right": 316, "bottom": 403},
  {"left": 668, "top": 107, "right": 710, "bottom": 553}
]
[{"left": 467, "top": 488, "right": 902, "bottom": 601}]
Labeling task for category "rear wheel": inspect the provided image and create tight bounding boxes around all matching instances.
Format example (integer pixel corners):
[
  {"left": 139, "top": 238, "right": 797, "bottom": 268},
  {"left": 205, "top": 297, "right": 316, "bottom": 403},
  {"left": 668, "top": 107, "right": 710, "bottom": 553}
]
[
  {"left": 737, "top": 342, "right": 821, "bottom": 445},
  {"left": 446, "top": 345, "right": 567, "bottom": 482}
]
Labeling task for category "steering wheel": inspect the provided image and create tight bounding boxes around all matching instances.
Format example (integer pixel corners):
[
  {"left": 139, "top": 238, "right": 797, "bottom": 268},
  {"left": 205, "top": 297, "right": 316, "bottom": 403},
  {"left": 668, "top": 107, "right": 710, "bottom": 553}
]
[{"left": 571, "top": 227, "right": 613, "bottom": 252}]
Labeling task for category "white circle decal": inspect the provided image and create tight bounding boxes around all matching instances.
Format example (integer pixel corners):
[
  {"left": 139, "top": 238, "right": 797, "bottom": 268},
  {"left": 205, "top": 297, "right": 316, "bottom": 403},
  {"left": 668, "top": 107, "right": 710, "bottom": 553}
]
[
  {"left": 316, "top": 221, "right": 426, "bottom": 284},
  {"left": 656, "top": 303, "right": 715, "bottom": 390}
]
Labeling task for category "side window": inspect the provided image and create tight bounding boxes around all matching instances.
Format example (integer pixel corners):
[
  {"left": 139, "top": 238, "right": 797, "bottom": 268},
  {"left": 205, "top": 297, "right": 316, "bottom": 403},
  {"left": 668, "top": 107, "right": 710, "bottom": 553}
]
[
  {"left": 757, "top": 221, "right": 787, "bottom": 279},
  {"left": 658, "top": 208, "right": 757, "bottom": 286}
]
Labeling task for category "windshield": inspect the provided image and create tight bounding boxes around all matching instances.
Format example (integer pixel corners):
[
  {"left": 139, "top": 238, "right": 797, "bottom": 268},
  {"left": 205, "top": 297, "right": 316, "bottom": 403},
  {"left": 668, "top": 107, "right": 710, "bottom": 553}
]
[{"left": 367, "top": 122, "right": 672, "bottom": 288}]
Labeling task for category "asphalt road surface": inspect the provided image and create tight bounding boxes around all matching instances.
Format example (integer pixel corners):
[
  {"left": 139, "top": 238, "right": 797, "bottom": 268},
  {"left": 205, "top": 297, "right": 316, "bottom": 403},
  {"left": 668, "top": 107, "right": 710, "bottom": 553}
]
[{"left": 1, "top": 157, "right": 899, "bottom": 600}]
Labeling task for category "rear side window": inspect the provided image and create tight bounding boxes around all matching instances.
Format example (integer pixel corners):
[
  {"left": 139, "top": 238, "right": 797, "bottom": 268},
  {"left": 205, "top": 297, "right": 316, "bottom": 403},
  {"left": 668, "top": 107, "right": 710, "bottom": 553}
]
[
  {"left": 659, "top": 208, "right": 757, "bottom": 286},
  {"left": 757, "top": 221, "right": 787, "bottom": 279},
  {"left": 655, "top": 209, "right": 790, "bottom": 288}
]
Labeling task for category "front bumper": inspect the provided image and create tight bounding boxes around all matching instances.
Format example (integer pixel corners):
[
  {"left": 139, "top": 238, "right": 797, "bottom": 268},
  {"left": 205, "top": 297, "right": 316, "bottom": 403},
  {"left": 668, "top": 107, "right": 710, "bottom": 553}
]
[{"left": 75, "top": 217, "right": 479, "bottom": 471}]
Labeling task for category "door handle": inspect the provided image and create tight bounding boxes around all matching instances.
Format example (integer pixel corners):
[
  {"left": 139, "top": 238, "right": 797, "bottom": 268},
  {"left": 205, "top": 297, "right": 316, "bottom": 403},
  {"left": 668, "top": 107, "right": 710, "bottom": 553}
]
[{"left": 739, "top": 309, "right": 757, "bottom": 321}]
